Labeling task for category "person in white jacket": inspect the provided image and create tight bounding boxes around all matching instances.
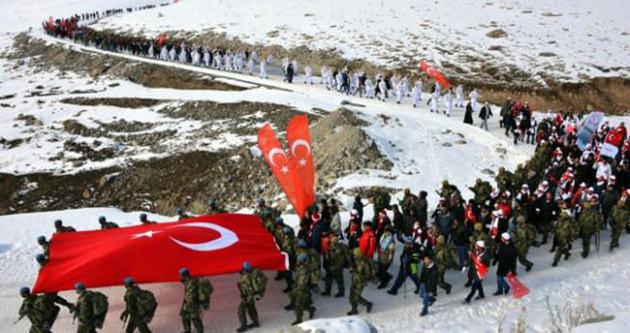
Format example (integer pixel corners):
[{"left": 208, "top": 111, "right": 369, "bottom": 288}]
[
  {"left": 365, "top": 79, "right": 375, "bottom": 98},
  {"left": 396, "top": 81, "right": 405, "bottom": 104},
  {"left": 160, "top": 45, "right": 169, "bottom": 61},
  {"left": 378, "top": 79, "right": 388, "bottom": 101},
  {"left": 456, "top": 84, "right": 464, "bottom": 107},
  {"left": 444, "top": 88, "right": 454, "bottom": 117},
  {"left": 247, "top": 57, "right": 255, "bottom": 75},
  {"left": 259, "top": 59, "right": 268, "bottom": 78},
  {"left": 304, "top": 65, "right": 313, "bottom": 84},
  {"left": 430, "top": 89, "right": 439, "bottom": 113},
  {"left": 203, "top": 48, "right": 211, "bottom": 67},
  {"left": 469, "top": 88, "right": 479, "bottom": 112},
  {"left": 411, "top": 80, "right": 423, "bottom": 107}
]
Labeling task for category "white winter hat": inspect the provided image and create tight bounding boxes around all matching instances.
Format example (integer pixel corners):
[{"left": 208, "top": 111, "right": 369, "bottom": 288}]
[
  {"left": 351, "top": 209, "right": 358, "bottom": 216},
  {"left": 476, "top": 240, "right": 485, "bottom": 248},
  {"left": 501, "top": 232, "right": 511, "bottom": 241}
]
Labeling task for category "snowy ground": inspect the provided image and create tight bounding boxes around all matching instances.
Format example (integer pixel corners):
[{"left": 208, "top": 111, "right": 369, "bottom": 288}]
[
  {"left": 1, "top": 1, "right": 630, "bottom": 332},
  {"left": 93, "top": 0, "right": 630, "bottom": 83},
  {"left": 2, "top": 208, "right": 630, "bottom": 333}
]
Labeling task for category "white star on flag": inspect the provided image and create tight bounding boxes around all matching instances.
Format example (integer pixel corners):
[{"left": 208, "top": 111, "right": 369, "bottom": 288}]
[
  {"left": 131, "top": 230, "right": 162, "bottom": 239},
  {"left": 298, "top": 159, "right": 307, "bottom": 166},
  {"left": 281, "top": 165, "right": 289, "bottom": 174}
]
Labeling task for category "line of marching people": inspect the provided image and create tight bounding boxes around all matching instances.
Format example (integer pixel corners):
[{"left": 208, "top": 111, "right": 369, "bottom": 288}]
[{"left": 41, "top": 15, "right": 490, "bottom": 122}]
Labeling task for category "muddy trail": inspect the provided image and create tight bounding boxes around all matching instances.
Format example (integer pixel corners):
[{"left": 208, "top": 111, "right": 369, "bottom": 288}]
[{"left": 0, "top": 108, "right": 392, "bottom": 216}]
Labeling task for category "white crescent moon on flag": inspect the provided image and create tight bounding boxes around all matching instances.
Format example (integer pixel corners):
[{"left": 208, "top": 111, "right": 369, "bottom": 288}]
[
  {"left": 267, "top": 148, "right": 287, "bottom": 167},
  {"left": 291, "top": 139, "right": 311, "bottom": 157},
  {"left": 169, "top": 222, "right": 238, "bottom": 252}
]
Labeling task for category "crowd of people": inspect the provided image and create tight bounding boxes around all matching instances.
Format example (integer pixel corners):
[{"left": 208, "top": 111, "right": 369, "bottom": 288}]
[
  {"left": 17, "top": 9, "right": 630, "bottom": 333},
  {"left": 18, "top": 113, "right": 630, "bottom": 332},
  {"left": 41, "top": 14, "right": 511, "bottom": 128}
]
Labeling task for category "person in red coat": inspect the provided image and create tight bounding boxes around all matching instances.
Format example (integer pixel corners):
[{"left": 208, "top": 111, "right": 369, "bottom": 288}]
[{"left": 359, "top": 222, "right": 377, "bottom": 259}]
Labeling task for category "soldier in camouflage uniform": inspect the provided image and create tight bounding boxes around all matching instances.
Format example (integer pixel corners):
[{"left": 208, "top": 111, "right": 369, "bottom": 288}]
[
  {"left": 121, "top": 277, "right": 155, "bottom": 333},
  {"left": 552, "top": 206, "right": 578, "bottom": 267},
  {"left": 466, "top": 223, "right": 493, "bottom": 287},
  {"left": 610, "top": 198, "right": 629, "bottom": 251},
  {"left": 38, "top": 292, "right": 74, "bottom": 331},
  {"left": 433, "top": 235, "right": 455, "bottom": 294},
  {"left": 206, "top": 198, "right": 227, "bottom": 214},
  {"left": 18, "top": 287, "right": 47, "bottom": 333},
  {"left": 286, "top": 253, "right": 315, "bottom": 325},
  {"left": 514, "top": 216, "right": 536, "bottom": 271},
  {"left": 98, "top": 216, "right": 119, "bottom": 230},
  {"left": 37, "top": 236, "right": 50, "bottom": 259},
  {"left": 348, "top": 248, "right": 373, "bottom": 315},
  {"left": 372, "top": 191, "right": 391, "bottom": 221},
  {"left": 495, "top": 167, "right": 514, "bottom": 193},
  {"left": 322, "top": 236, "right": 350, "bottom": 297},
  {"left": 578, "top": 200, "right": 602, "bottom": 258},
  {"left": 400, "top": 188, "right": 418, "bottom": 216},
  {"left": 54, "top": 219, "right": 76, "bottom": 233},
  {"left": 296, "top": 240, "right": 321, "bottom": 293},
  {"left": 35, "top": 253, "right": 47, "bottom": 267},
  {"left": 280, "top": 226, "right": 297, "bottom": 292},
  {"left": 73, "top": 283, "right": 99, "bottom": 333},
  {"left": 179, "top": 268, "right": 206, "bottom": 333},
  {"left": 236, "top": 262, "right": 265, "bottom": 332},
  {"left": 469, "top": 179, "right": 492, "bottom": 205}
]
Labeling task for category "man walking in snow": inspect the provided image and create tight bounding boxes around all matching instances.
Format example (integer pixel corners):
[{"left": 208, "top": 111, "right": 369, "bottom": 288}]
[
  {"left": 479, "top": 102, "right": 493, "bottom": 131},
  {"left": 493, "top": 233, "right": 516, "bottom": 296},
  {"left": 455, "top": 84, "right": 464, "bottom": 107}
]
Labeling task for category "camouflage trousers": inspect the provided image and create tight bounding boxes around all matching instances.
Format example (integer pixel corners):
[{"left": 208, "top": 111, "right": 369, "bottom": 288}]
[
  {"left": 611, "top": 225, "right": 623, "bottom": 249},
  {"left": 517, "top": 247, "right": 532, "bottom": 268},
  {"left": 76, "top": 322, "right": 96, "bottom": 333},
  {"left": 349, "top": 281, "right": 369, "bottom": 309},
  {"left": 180, "top": 310, "right": 203, "bottom": 333},
  {"left": 292, "top": 291, "right": 313, "bottom": 322},
  {"left": 237, "top": 298, "right": 259, "bottom": 326},
  {"left": 437, "top": 270, "right": 451, "bottom": 294},
  {"left": 324, "top": 268, "right": 344, "bottom": 294},
  {"left": 125, "top": 317, "right": 151, "bottom": 333},
  {"left": 581, "top": 232, "right": 594, "bottom": 257},
  {"left": 553, "top": 242, "right": 571, "bottom": 265}
]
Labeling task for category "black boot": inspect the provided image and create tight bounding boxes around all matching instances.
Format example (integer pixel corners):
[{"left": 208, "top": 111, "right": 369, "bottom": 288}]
[
  {"left": 347, "top": 308, "right": 358, "bottom": 315},
  {"left": 236, "top": 325, "right": 248, "bottom": 332},
  {"left": 366, "top": 302, "right": 373, "bottom": 313},
  {"left": 334, "top": 290, "right": 345, "bottom": 298},
  {"left": 309, "top": 307, "right": 316, "bottom": 319}
]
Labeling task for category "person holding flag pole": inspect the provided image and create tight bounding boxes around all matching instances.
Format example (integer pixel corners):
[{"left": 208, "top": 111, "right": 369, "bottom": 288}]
[{"left": 463, "top": 240, "right": 491, "bottom": 304}]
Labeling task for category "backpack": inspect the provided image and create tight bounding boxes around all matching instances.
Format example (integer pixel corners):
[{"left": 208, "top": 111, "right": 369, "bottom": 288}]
[
  {"left": 90, "top": 291, "right": 109, "bottom": 329},
  {"left": 136, "top": 289, "right": 157, "bottom": 323},
  {"left": 198, "top": 278, "right": 214, "bottom": 310},
  {"left": 251, "top": 270, "right": 268, "bottom": 298}
]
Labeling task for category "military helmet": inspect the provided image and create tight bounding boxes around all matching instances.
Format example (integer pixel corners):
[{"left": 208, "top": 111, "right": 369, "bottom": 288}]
[
  {"left": 257, "top": 198, "right": 265, "bottom": 205},
  {"left": 139, "top": 213, "right": 148, "bottom": 222},
  {"left": 35, "top": 253, "right": 46, "bottom": 264},
  {"left": 516, "top": 216, "right": 526, "bottom": 224},
  {"left": 208, "top": 198, "right": 217, "bottom": 206},
  {"left": 176, "top": 208, "right": 184, "bottom": 215},
  {"left": 437, "top": 235, "right": 445, "bottom": 245},
  {"left": 283, "top": 226, "right": 293, "bottom": 235},
  {"left": 476, "top": 178, "right": 482, "bottom": 184},
  {"left": 242, "top": 261, "right": 252, "bottom": 272},
  {"left": 353, "top": 248, "right": 364, "bottom": 258},
  {"left": 297, "top": 253, "right": 308, "bottom": 264},
  {"left": 474, "top": 223, "right": 483, "bottom": 231},
  {"left": 20, "top": 287, "right": 30, "bottom": 297},
  {"left": 123, "top": 277, "right": 134, "bottom": 286},
  {"left": 298, "top": 239, "right": 308, "bottom": 249},
  {"left": 98, "top": 216, "right": 106, "bottom": 223},
  {"left": 179, "top": 267, "right": 190, "bottom": 277},
  {"left": 37, "top": 235, "right": 46, "bottom": 244},
  {"left": 275, "top": 217, "right": 284, "bottom": 225},
  {"left": 54, "top": 219, "right": 63, "bottom": 228},
  {"left": 75, "top": 282, "right": 86, "bottom": 292}
]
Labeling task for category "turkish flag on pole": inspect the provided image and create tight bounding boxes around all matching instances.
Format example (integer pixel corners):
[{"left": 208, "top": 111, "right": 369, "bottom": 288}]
[
  {"left": 507, "top": 272, "right": 530, "bottom": 299},
  {"left": 32, "top": 214, "right": 287, "bottom": 293},
  {"left": 258, "top": 118, "right": 315, "bottom": 218},
  {"left": 286, "top": 115, "right": 316, "bottom": 205},
  {"left": 418, "top": 60, "right": 450, "bottom": 89}
]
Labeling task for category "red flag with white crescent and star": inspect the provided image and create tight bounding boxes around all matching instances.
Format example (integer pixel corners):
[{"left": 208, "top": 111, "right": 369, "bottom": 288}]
[
  {"left": 286, "top": 115, "right": 316, "bottom": 209},
  {"left": 32, "top": 214, "right": 288, "bottom": 293}
]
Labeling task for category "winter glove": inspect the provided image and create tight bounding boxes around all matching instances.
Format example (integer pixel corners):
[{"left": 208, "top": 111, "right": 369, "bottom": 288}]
[
  {"left": 255, "top": 296, "right": 261, "bottom": 301},
  {"left": 201, "top": 300, "right": 210, "bottom": 310}
]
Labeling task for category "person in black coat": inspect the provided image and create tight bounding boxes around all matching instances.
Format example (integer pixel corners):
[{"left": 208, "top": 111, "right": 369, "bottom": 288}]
[
  {"left": 493, "top": 232, "right": 517, "bottom": 296},
  {"left": 285, "top": 63, "right": 295, "bottom": 83},
  {"left": 353, "top": 195, "right": 364, "bottom": 222},
  {"left": 464, "top": 102, "right": 474, "bottom": 125},
  {"left": 387, "top": 238, "right": 421, "bottom": 295},
  {"left": 464, "top": 240, "right": 491, "bottom": 303},
  {"left": 419, "top": 255, "right": 438, "bottom": 316}
]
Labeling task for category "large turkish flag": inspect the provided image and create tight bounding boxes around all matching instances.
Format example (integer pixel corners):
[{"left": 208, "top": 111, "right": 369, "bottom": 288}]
[{"left": 32, "top": 214, "right": 288, "bottom": 293}]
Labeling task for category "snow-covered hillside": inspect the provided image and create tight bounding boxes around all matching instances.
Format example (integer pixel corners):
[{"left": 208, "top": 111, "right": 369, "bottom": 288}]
[
  {"left": 2, "top": 208, "right": 630, "bottom": 333},
  {"left": 94, "top": 0, "right": 630, "bottom": 82}
]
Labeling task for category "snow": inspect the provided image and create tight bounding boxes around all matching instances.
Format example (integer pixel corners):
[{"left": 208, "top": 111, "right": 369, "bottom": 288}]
[
  {"left": 93, "top": 0, "right": 630, "bottom": 82},
  {"left": 2, "top": 208, "right": 630, "bottom": 333}
]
